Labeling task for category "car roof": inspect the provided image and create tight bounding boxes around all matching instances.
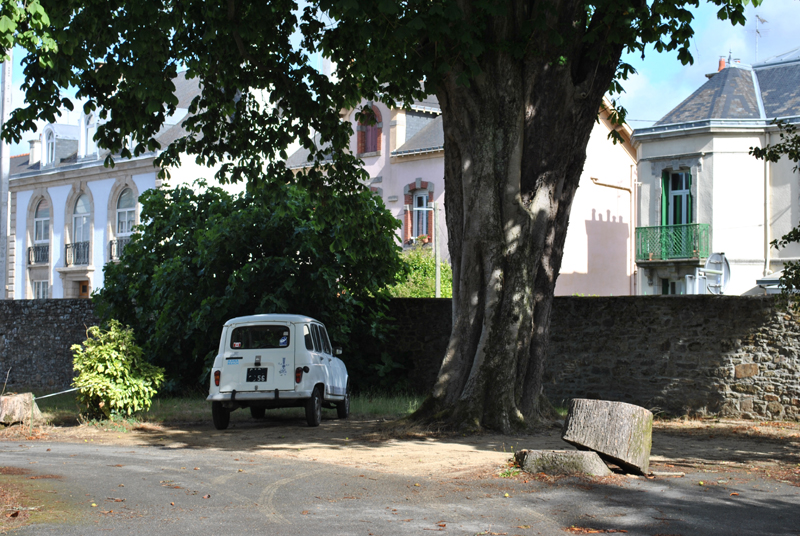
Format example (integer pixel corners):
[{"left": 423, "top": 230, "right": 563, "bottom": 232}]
[{"left": 223, "top": 314, "right": 321, "bottom": 327}]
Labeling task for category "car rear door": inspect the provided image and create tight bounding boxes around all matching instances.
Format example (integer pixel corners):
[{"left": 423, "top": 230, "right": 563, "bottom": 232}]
[
  {"left": 317, "top": 324, "right": 345, "bottom": 397},
  {"left": 219, "top": 323, "right": 295, "bottom": 392}
]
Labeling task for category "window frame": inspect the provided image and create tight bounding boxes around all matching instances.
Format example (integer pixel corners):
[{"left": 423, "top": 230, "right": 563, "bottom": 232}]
[
  {"left": 33, "top": 280, "right": 49, "bottom": 299},
  {"left": 46, "top": 131, "right": 55, "bottom": 165},
  {"left": 33, "top": 200, "right": 50, "bottom": 244},
  {"left": 72, "top": 194, "right": 91, "bottom": 244},
  {"left": 413, "top": 191, "right": 429, "bottom": 238},
  {"left": 116, "top": 188, "right": 136, "bottom": 236}
]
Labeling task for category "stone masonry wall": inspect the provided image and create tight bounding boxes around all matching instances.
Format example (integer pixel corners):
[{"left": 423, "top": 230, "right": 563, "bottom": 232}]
[
  {"left": 2, "top": 296, "right": 799, "bottom": 420},
  {"left": 387, "top": 296, "right": 800, "bottom": 420},
  {"left": 0, "top": 300, "right": 98, "bottom": 392}
]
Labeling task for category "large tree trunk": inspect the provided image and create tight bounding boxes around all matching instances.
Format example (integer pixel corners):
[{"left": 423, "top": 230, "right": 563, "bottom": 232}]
[{"left": 413, "top": 1, "right": 623, "bottom": 433}]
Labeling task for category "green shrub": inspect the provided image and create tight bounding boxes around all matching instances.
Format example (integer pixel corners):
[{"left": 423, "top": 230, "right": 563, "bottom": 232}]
[
  {"left": 387, "top": 245, "right": 452, "bottom": 298},
  {"left": 71, "top": 320, "right": 165, "bottom": 419}
]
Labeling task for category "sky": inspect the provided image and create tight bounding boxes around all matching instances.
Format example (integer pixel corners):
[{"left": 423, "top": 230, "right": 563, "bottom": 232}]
[{"left": 4, "top": 0, "right": 800, "bottom": 156}]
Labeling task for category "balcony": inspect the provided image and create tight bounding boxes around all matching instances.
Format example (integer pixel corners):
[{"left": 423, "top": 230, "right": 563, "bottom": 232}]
[
  {"left": 27, "top": 244, "right": 49, "bottom": 265},
  {"left": 635, "top": 223, "right": 710, "bottom": 263},
  {"left": 109, "top": 237, "right": 131, "bottom": 260},
  {"left": 65, "top": 241, "right": 91, "bottom": 266}
]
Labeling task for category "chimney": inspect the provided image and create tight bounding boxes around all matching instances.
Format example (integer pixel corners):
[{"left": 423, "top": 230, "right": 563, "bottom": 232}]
[
  {"left": 734, "top": 58, "right": 741, "bottom": 64},
  {"left": 718, "top": 56, "right": 726, "bottom": 71},
  {"left": 28, "top": 139, "right": 41, "bottom": 165}
]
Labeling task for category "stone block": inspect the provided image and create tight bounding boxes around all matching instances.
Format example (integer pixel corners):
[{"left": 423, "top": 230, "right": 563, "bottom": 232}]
[
  {"left": 767, "top": 401, "right": 784, "bottom": 415},
  {"left": 735, "top": 363, "right": 759, "bottom": 378},
  {"left": 0, "top": 393, "right": 44, "bottom": 425},
  {"left": 561, "top": 399, "right": 653, "bottom": 475},
  {"left": 764, "top": 394, "right": 780, "bottom": 402},
  {"left": 740, "top": 397, "right": 754, "bottom": 412},
  {"left": 514, "top": 449, "right": 611, "bottom": 477}
]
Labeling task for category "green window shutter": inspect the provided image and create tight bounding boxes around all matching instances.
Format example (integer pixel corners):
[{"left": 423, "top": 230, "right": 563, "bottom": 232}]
[
  {"left": 686, "top": 172, "right": 693, "bottom": 224},
  {"left": 661, "top": 171, "right": 669, "bottom": 226}
]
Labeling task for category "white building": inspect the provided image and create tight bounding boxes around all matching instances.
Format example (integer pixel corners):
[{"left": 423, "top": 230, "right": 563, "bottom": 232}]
[
  {"left": 632, "top": 48, "right": 800, "bottom": 295},
  {"left": 6, "top": 72, "right": 202, "bottom": 299}
]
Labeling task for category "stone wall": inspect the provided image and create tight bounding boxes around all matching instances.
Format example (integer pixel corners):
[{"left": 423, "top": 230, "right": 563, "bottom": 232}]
[
  {"left": 2, "top": 296, "right": 799, "bottom": 420},
  {"left": 0, "top": 300, "right": 98, "bottom": 392},
  {"left": 387, "top": 296, "right": 800, "bottom": 420}
]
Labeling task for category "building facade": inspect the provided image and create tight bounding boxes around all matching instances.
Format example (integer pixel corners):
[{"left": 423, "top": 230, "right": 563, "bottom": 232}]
[
  {"left": 632, "top": 49, "right": 800, "bottom": 295},
  {"left": 6, "top": 72, "right": 201, "bottom": 299},
  {"left": 288, "top": 97, "right": 638, "bottom": 296}
]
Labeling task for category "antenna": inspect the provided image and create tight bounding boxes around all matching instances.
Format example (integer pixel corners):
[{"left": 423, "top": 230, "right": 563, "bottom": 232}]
[{"left": 755, "top": 14, "right": 768, "bottom": 63}]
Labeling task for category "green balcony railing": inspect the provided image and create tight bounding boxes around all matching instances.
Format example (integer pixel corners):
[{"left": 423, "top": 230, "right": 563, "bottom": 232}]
[{"left": 635, "top": 223, "right": 710, "bottom": 262}]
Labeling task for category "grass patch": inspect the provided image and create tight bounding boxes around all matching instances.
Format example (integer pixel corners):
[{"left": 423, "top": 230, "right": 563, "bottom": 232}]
[
  {"left": 24, "top": 389, "right": 423, "bottom": 427},
  {"left": 553, "top": 406, "right": 568, "bottom": 418}
]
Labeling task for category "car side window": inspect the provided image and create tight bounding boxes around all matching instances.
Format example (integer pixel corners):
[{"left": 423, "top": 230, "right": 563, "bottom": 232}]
[
  {"left": 320, "top": 326, "right": 332, "bottom": 355},
  {"left": 310, "top": 323, "right": 321, "bottom": 352},
  {"left": 303, "top": 325, "right": 313, "bottom": 351}
]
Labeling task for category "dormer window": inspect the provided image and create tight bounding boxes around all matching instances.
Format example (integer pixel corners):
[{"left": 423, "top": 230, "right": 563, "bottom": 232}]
[
  {"left": 85, "top": 114, "right": 97, "bottom": 156},
  {"left": 46, "top": 131, "right": 55, "bottom": 165}
]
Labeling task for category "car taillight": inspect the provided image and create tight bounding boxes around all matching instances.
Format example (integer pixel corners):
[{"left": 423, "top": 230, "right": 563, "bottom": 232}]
[
  {"left": 214, "top": 370, "right": 220, "bottom": 386},
  {"left": 295, "top": 367, "right": 303, "bottom": 384}
]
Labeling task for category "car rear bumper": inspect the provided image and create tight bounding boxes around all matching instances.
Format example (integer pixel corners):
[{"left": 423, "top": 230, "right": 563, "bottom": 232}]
[{"left": 207, "top": 390, "right": 313, "bottom": 402}]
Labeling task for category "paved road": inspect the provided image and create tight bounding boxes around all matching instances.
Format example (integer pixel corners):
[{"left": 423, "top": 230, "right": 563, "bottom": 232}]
[{"left": 2, "top": 441, "right": 799, "bottom": 535}]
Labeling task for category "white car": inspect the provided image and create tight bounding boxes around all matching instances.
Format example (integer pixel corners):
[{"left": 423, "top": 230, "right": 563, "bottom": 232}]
[{"left": 206, "top": 314, "right": 349, "bottom": 429}]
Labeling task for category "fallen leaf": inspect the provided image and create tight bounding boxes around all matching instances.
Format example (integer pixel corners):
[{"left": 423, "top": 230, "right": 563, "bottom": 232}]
[
  {"left": 91, "top": 503, "right": 97, "bottom": 507},
  {"left": 518, "top": 526, "right": 531, "bottom": 529},
  {"left": 194, "top": 467, "right": 200, "bottom": 471},
  {"left": 5, "top": 511, "right": 19, "bottom": 518},
  {"left": 504, "top": 493, "right": 510, "bottom": 498},
  {"left": 202, "top": 495, "right": 210, "bottom": 499},
  {"left": 731, "top": 492, "right": 740, "bottom": 496},
  {"left": 238, "top": 469, "right": 243, "bottom": 472},
  {"left": 170, "top": 502, "right": 175, "bottom": 506},
  {"left": 438, "top": 523, "right": 446, "bottom": 527},
  {"left": 301, "top": 510, "right": 310, "bottom": 515},
  {"left": 414, "top": 483, "right": 420, "bottom": 487}
]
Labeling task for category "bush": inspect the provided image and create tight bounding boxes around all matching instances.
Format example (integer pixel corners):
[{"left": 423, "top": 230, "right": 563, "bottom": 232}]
[
  {"left": 95, "top": 180, "right": 404, "bottom": 391},
  {"left": 71, "top": 320, "right": 165, "bottom": 419},
  {"left": 387, "top": 245, "right": 453, "bottom": 298}
]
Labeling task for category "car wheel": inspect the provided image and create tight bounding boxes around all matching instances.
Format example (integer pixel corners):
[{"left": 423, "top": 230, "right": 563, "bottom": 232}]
[
  {"left": 305, "top": 386, "right": 322, "bottom": 427},
  {"left": 336, "top": 381, "right": 350, "bottom": 419},
  {"left": 250, "top": 406, "right": 266, "bottom": 419},
  {"left": 212, "top": 401, "right": 231, "bottom": 430}
]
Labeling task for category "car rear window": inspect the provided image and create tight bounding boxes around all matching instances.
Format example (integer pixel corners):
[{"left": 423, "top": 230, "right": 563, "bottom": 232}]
[{"left": 230, "top": 325, "right": 290, "bottom": 349}]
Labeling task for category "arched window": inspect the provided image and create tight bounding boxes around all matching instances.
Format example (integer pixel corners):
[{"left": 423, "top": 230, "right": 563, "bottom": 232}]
[
  {"left": 357, "top": 105, "right": 382, "bottom": 155},
  {"left": 34, "top": 200, "right": 50, "bottom": 244},
  {"left": 46, "top": 131, "right": 55, "bottom": 165},
  {"left": 73, "top": 195, "right": 91, "bottom": 244},
  {"left": 116, "top": 188, "right": 135, "bottom": 235}
]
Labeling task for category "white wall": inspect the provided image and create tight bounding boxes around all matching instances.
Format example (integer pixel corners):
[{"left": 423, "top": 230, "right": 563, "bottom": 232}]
[
  {"left": 48, "top": 184, "right": 71, "bottom": 298},
  {"left": 556, "top": 120, "right": 635, "bottom": 296},
  {"left": 14, "top": 190, "right": 31, "bottom": 299},
  {"left": 88, "top": 178, "right": 114, "bottom": 289}
]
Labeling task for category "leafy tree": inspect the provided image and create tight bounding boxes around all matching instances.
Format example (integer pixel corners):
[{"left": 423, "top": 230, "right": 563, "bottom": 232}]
[
  {"left": 388, "top": 245, "right": 453, "bottom": 298},
  {"left": 1, "top": 0, "right": 758, "bottom": 431},
  {"left": 95, "top": 181, "right": 403, "bottom": 389},
  {"left": 71, "top": 320, "right": 165, "bottom": 419}
]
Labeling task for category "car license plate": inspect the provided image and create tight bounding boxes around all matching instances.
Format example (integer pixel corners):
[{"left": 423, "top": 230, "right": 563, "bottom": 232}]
[{"left": 246, "top": 368, "right": 267, "bottom": 382}]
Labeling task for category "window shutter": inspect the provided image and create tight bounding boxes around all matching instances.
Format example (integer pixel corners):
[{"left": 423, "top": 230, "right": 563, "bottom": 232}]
[
  {"left": 661, "top": 171, "right": 669, "bottom": 226},
  {"left": 686, "top": 172, "right": 693, "bottom": 224}
]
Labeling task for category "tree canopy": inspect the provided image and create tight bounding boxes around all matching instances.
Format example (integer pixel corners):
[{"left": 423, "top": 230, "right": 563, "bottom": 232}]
[{"left": 1, "top": 0, "right": 759, "bottom": 432}]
